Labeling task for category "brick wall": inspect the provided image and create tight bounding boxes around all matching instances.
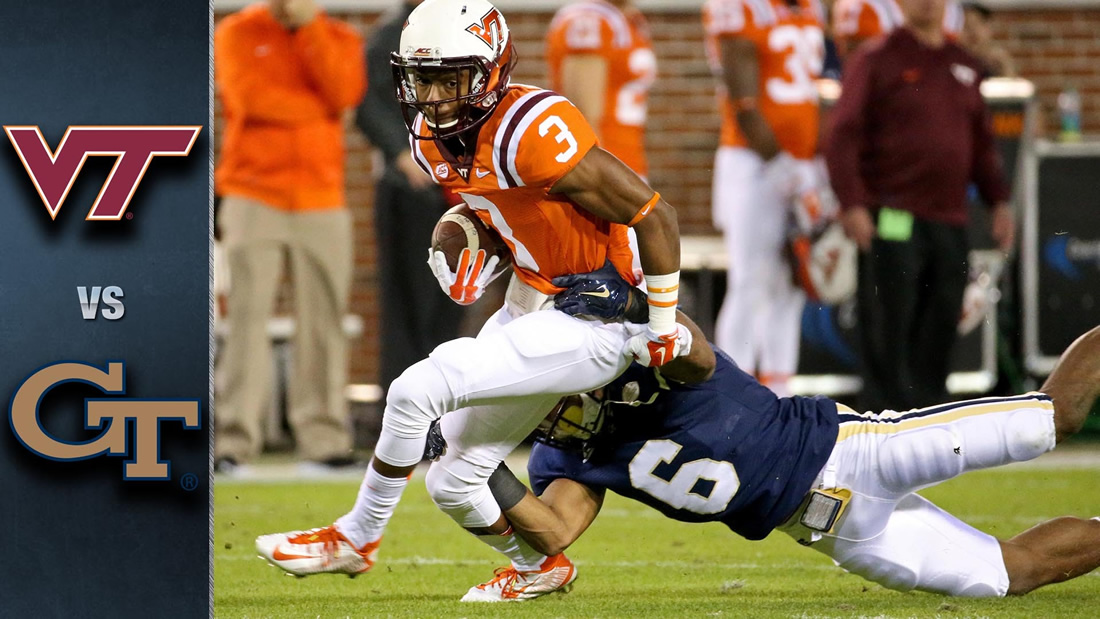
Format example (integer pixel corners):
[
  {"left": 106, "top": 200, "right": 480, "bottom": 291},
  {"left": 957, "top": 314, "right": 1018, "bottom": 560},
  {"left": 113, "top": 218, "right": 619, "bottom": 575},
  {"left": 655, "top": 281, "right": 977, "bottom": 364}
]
[
  {"left": 995, "top": 9, "right": 1100, "bottom": 134},
  {"left": 213, "top": 7, "right": 1100, "bottom": 386}
]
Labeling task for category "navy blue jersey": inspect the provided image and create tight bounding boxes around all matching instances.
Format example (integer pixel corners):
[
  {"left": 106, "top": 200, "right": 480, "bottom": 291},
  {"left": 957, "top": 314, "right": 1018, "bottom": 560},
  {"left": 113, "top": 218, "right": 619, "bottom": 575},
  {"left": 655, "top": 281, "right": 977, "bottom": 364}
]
[{"left": 528, "top": 348, "right": 839, "bottom": 540}]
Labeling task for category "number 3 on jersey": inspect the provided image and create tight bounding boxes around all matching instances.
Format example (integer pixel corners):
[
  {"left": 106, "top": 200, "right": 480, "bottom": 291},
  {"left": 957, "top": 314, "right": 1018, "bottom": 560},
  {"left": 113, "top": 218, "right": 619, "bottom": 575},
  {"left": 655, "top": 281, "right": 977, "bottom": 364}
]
[
  {"left": 767, "top": 24, "right": 824, "bottom": 104},
  {"left": 539, "top": 115, "right": 579, "bottom": 163},
  {"left": 628, "top": 439, "right": 740, "bottom": 514}
]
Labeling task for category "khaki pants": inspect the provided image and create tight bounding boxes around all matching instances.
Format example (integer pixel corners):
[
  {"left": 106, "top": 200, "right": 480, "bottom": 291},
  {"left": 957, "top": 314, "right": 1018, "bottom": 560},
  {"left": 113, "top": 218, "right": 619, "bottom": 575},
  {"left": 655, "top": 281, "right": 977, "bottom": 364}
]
[{"left": 215, "top": 195, "right": 353, "bottom": 462}]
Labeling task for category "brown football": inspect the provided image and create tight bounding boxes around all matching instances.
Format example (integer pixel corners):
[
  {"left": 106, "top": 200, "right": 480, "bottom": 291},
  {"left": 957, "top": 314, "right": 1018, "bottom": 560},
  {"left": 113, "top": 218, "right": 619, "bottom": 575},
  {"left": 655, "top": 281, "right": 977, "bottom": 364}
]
[{"left": 431, "top": 204, "right": 512, "bottom": 276}]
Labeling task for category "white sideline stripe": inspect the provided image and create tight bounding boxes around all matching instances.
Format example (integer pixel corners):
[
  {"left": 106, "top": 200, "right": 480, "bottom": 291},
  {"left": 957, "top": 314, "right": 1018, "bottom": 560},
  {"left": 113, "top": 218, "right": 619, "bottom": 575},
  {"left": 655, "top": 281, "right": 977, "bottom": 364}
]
[
  {"left": 223, "top": 554, "right": 1100, "bottom": 581},
  {"left": 223, "top": 555, "right": 838, "bottom": 571}
]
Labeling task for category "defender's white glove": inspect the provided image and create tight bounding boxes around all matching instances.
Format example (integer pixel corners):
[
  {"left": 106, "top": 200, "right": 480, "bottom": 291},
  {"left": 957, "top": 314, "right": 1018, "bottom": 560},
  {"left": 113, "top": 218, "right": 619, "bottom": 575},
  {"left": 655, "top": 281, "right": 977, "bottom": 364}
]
[
  {"left": 624, "top": 323, "right": 693, "bottom": 368},
  {"left": 428, "top": 247, "right": 500, "bottom": 306}
]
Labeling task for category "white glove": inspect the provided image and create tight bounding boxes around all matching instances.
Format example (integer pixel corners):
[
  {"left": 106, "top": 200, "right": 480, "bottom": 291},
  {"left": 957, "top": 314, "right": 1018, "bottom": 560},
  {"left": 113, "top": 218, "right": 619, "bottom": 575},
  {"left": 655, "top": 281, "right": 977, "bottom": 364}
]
[
  {"left": 958, "top": 273, "right": 1000, "bottom": 336},
  {"left": 428, "top": 247, "right": 500, "bottom": 306},
  {"left": 624, "top": 323, "right": 693, "bottom": 368},
  {"left": 761, "top": 152, "right": 802, "bottom": 204},
  {"left": 789, "top": 157, "right": 839, "bottom": 236}
]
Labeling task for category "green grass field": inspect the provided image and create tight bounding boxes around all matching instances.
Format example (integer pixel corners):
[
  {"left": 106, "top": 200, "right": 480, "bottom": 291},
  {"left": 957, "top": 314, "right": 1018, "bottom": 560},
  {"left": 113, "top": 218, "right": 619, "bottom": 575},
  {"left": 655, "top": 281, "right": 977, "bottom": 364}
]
[{"left": 215, "top": 463, "right": 1100, "bottom": 618}]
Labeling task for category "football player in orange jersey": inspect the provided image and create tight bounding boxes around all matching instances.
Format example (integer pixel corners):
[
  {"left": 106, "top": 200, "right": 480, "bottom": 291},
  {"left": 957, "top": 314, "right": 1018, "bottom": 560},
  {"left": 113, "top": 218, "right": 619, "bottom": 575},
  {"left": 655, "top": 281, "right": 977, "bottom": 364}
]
[
  {"left": 546, "top": 0, "right": 657, "bottom": 179},
  {"left": 256, "top": 0, "right": 692, "bottom": 603},
  {"left": 704, "top": 0, "right": 828, "bottom": 397},
  {"left": 833, "top": 0, "right": 963, "bottom": 59}
]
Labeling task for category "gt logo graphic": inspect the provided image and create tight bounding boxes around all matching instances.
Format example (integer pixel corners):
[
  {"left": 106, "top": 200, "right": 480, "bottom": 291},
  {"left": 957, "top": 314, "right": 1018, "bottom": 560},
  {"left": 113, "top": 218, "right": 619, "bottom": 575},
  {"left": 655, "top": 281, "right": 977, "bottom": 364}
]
[
  {"left": 9, "top": 361, "right": 201, "bottom": 480},
  {"left": 4, "top": 125, "right": 201, "bottom": 220},
  {"left": 466, "top": 7, "right": 504, "bottom": 51}
]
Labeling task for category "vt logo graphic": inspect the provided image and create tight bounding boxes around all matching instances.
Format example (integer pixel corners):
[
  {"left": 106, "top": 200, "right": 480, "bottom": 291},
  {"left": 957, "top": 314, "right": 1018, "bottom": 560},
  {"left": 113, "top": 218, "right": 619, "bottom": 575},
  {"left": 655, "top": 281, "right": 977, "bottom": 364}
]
[
  {"left": 9, "top": 361, "right": 201, "bottom": 480},
  {"left": 4, "top": 125, "right": 201, "bottom": 220}
]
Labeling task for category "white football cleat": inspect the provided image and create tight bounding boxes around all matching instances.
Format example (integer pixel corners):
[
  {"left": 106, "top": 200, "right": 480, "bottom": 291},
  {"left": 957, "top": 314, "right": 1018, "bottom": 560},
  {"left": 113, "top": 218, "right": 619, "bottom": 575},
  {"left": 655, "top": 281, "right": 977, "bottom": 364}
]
[
  {"left": 255, "top": 525, "right": 379, "bottom": 578},
  {"left": 460, "top": 553, "right": 577, "bottom": 602}
]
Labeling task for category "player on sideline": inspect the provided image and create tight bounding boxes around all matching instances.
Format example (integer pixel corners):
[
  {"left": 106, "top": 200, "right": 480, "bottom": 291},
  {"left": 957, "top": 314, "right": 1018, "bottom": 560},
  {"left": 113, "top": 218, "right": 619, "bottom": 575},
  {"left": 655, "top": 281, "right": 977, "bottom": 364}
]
[
  {"left": 546, "top": 0, "right": 656, "bottom": 179},
  {"left": 547, "top": 0, "right": 657, "bottom": 279},
  {"left": 255, "top": 0, "right": 693, "bottom": 602},
  {"left": 460, "top": 268, "right": 1100, "bottom": 599},
  {"left": 703, "top": 0, "right": 829, "bottom": 397},
  {"left": 833, "top": 0, "right": 964, "bottom": 59}
]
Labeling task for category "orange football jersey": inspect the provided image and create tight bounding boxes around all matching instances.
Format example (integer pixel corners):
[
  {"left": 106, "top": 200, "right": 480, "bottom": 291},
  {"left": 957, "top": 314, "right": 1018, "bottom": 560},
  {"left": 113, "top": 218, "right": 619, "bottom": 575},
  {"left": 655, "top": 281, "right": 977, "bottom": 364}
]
[
  {"left": 547, "top": 1, "right": 656, "bottom": 177},
  {"left": 411, "top": 85, "right": 635, "bottom": 295},
  {"left": 833, "top": 0, "right": 963, "bottom": 55},
  {"left": 832, "top": 0, "right": 903, "bottom": 45},
  {"left": 703, "top": 0, "right": 825, "bottom": 160}
]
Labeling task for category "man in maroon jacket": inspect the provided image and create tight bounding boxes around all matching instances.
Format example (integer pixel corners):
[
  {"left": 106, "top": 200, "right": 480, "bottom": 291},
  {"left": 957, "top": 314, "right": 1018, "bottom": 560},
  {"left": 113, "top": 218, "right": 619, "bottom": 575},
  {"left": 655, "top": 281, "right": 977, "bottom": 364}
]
[{"left": 824, "top": 0, "right": 1014, "bottom": 412}]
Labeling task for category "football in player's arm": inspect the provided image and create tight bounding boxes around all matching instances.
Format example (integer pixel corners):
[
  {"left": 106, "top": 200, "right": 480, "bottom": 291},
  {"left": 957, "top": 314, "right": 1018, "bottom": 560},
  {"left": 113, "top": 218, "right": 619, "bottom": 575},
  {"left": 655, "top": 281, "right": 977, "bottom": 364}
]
[{"left": 457, "top": 268, "right": 1100, "bottom": 598}]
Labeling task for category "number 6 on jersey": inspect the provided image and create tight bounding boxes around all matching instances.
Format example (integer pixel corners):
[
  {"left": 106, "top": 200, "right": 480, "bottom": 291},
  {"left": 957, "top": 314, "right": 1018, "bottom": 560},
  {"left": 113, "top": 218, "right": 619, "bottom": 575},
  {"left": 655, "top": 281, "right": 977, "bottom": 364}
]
[{"left": 628, "top": 439, "right": 740, "bottom": 514}]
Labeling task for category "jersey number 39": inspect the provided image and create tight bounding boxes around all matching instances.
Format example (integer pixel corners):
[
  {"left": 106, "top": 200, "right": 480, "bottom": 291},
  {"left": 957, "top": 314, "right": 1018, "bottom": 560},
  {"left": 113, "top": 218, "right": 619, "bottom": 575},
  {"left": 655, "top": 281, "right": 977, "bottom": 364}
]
[
  {"left": 628, "top": 439, "right": 740, "bottom": 514},
  {"left": 767, "top": 25, "right": 824, "bottom": 105}
]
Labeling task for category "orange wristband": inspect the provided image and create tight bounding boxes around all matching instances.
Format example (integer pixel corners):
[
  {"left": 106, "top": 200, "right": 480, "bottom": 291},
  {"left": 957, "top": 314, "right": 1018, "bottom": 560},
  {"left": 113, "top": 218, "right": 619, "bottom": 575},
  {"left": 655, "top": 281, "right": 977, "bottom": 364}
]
[{"left": 627, "top": 192, "right": 661, "bottom": 227}]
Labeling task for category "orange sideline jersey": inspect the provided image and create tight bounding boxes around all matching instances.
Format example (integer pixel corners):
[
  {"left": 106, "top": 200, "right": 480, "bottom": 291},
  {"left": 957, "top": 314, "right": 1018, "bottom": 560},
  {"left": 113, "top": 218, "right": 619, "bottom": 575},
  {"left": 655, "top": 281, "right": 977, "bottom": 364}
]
[
  {"left": 703, "top": 0, "right": 825, "bottom": 160},
  {"left": 547, "top": 1, "right": 656, "bottom": 177},
  {"left": 411, "top": 85, "right": 636, "bottom": 295},
  {"left": 832, "top": 0, "right": 902, "bottom": 47},
  {"left": 833, "top": 0, "right": 963, "bottom": 55}
]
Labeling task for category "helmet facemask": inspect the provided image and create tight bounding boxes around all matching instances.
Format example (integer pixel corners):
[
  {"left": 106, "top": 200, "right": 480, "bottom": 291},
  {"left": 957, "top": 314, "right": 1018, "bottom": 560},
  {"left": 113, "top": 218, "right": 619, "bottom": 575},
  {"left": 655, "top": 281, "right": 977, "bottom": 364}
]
[
  {"left": 535, "top": 393, "right": 607, "bottom": 462},
  {"left": 391, "top": 44, "right": 516, "bottom": 140}
]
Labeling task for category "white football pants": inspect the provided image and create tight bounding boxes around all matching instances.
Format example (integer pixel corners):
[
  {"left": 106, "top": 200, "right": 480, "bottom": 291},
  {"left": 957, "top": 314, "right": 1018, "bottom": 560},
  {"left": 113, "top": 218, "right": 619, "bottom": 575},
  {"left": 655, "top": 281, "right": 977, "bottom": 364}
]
[
  {"left": 378, "top": 296, "right": 643, "bottom": 529},
  {"left": 780, "top": 393, "right": 1057, "bottom": 596},
  {"left": 712, "top": 147, "right": 807, "bottom": 396}
]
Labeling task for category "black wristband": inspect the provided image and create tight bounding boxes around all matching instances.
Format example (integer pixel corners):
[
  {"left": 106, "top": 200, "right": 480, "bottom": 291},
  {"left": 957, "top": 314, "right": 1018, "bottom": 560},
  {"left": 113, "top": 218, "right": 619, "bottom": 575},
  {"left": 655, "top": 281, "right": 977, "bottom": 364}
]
[
  {"left": 488, "top": 463, "right": 528, "bottom": 511},
  {"left": 624, "top": 286, "right": 650, "bottom": 324}
]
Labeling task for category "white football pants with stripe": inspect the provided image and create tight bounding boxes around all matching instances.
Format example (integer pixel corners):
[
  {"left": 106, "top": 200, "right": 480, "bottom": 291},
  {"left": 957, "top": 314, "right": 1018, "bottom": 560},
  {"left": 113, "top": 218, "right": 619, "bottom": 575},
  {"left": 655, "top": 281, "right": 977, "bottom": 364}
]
[{"left": 780, "top": 393, "right": 1057, "bottom": 597}]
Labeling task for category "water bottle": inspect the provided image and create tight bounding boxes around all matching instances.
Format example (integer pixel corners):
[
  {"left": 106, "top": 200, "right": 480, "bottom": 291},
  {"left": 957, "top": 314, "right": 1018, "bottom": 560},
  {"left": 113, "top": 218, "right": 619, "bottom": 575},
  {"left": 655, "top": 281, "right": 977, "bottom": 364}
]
[{"left": 1057, "top": 85, "right": 1082, "bottom": 142}]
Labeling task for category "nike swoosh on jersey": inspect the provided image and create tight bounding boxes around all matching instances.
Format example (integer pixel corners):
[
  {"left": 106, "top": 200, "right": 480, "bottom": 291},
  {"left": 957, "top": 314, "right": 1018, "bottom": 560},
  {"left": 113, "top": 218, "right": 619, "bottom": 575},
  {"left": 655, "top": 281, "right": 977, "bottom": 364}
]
[
  {"left": 654, "top": 347, "right": 667, "bottom": 365},
  {"left": 580, "top": 285, "right": 611, "bottom": 298},
  {"left": 475, "top": 168, "right": 491, "bottom": 178}
]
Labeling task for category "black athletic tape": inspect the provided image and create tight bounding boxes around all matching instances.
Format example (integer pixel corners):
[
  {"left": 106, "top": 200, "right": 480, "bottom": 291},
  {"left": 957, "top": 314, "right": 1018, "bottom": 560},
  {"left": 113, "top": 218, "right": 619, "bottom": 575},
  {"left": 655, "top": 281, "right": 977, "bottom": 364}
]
[{"left": 488, "top": 463, "right": 528, "bottom": 511}]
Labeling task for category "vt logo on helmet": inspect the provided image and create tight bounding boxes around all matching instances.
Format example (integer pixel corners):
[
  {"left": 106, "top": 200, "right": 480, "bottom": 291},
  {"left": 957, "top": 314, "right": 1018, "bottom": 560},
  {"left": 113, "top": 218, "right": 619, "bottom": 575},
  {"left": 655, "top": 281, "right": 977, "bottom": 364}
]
[
  {"left": 465, "top": 6, "right": 504, "bottom": 51},
  {"left": 391, "top": 0, "right": 517, "bottom": 139}
]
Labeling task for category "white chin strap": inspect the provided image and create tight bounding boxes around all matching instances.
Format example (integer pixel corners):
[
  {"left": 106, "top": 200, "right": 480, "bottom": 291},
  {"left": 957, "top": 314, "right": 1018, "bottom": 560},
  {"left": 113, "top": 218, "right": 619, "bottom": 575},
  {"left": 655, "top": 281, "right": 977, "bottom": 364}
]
[{"left": 424, "top": 114, "right": 459, "bottom": 129}]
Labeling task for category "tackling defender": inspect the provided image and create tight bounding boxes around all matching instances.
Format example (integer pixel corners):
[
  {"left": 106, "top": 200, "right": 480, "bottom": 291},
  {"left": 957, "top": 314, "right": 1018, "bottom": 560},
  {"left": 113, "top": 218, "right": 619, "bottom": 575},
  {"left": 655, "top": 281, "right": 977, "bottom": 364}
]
[
  {"left": 454, "top": 268, "right": 1100, "bottom": 600},
  {"left": 256, "top": 0, "right": 694, "bottom": 602}
]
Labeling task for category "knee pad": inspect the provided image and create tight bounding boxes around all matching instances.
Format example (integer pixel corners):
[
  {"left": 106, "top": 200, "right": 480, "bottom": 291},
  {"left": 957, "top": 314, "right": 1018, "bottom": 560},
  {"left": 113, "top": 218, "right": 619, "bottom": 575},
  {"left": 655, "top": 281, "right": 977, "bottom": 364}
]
[
  {"left": 837, "top": 544, "right": 920, "bottom": 592},
  {"left": 831, "top": 496, "right": 1009, "bottom": 597},
  {"left": 1004, "top": 408, "right": 1056, "bottom": 462},
  {"left": 879, "top": 427, "right": 966, "bottom": 493},
  {"left": 424, "top": 464, "right": 501, "bottom": 529},
  {"left": 375, "top": 361, "right": 453, "bottom": 467},
  {"left": 380, "top": 359, "right": 452, "bottom": 440}
]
